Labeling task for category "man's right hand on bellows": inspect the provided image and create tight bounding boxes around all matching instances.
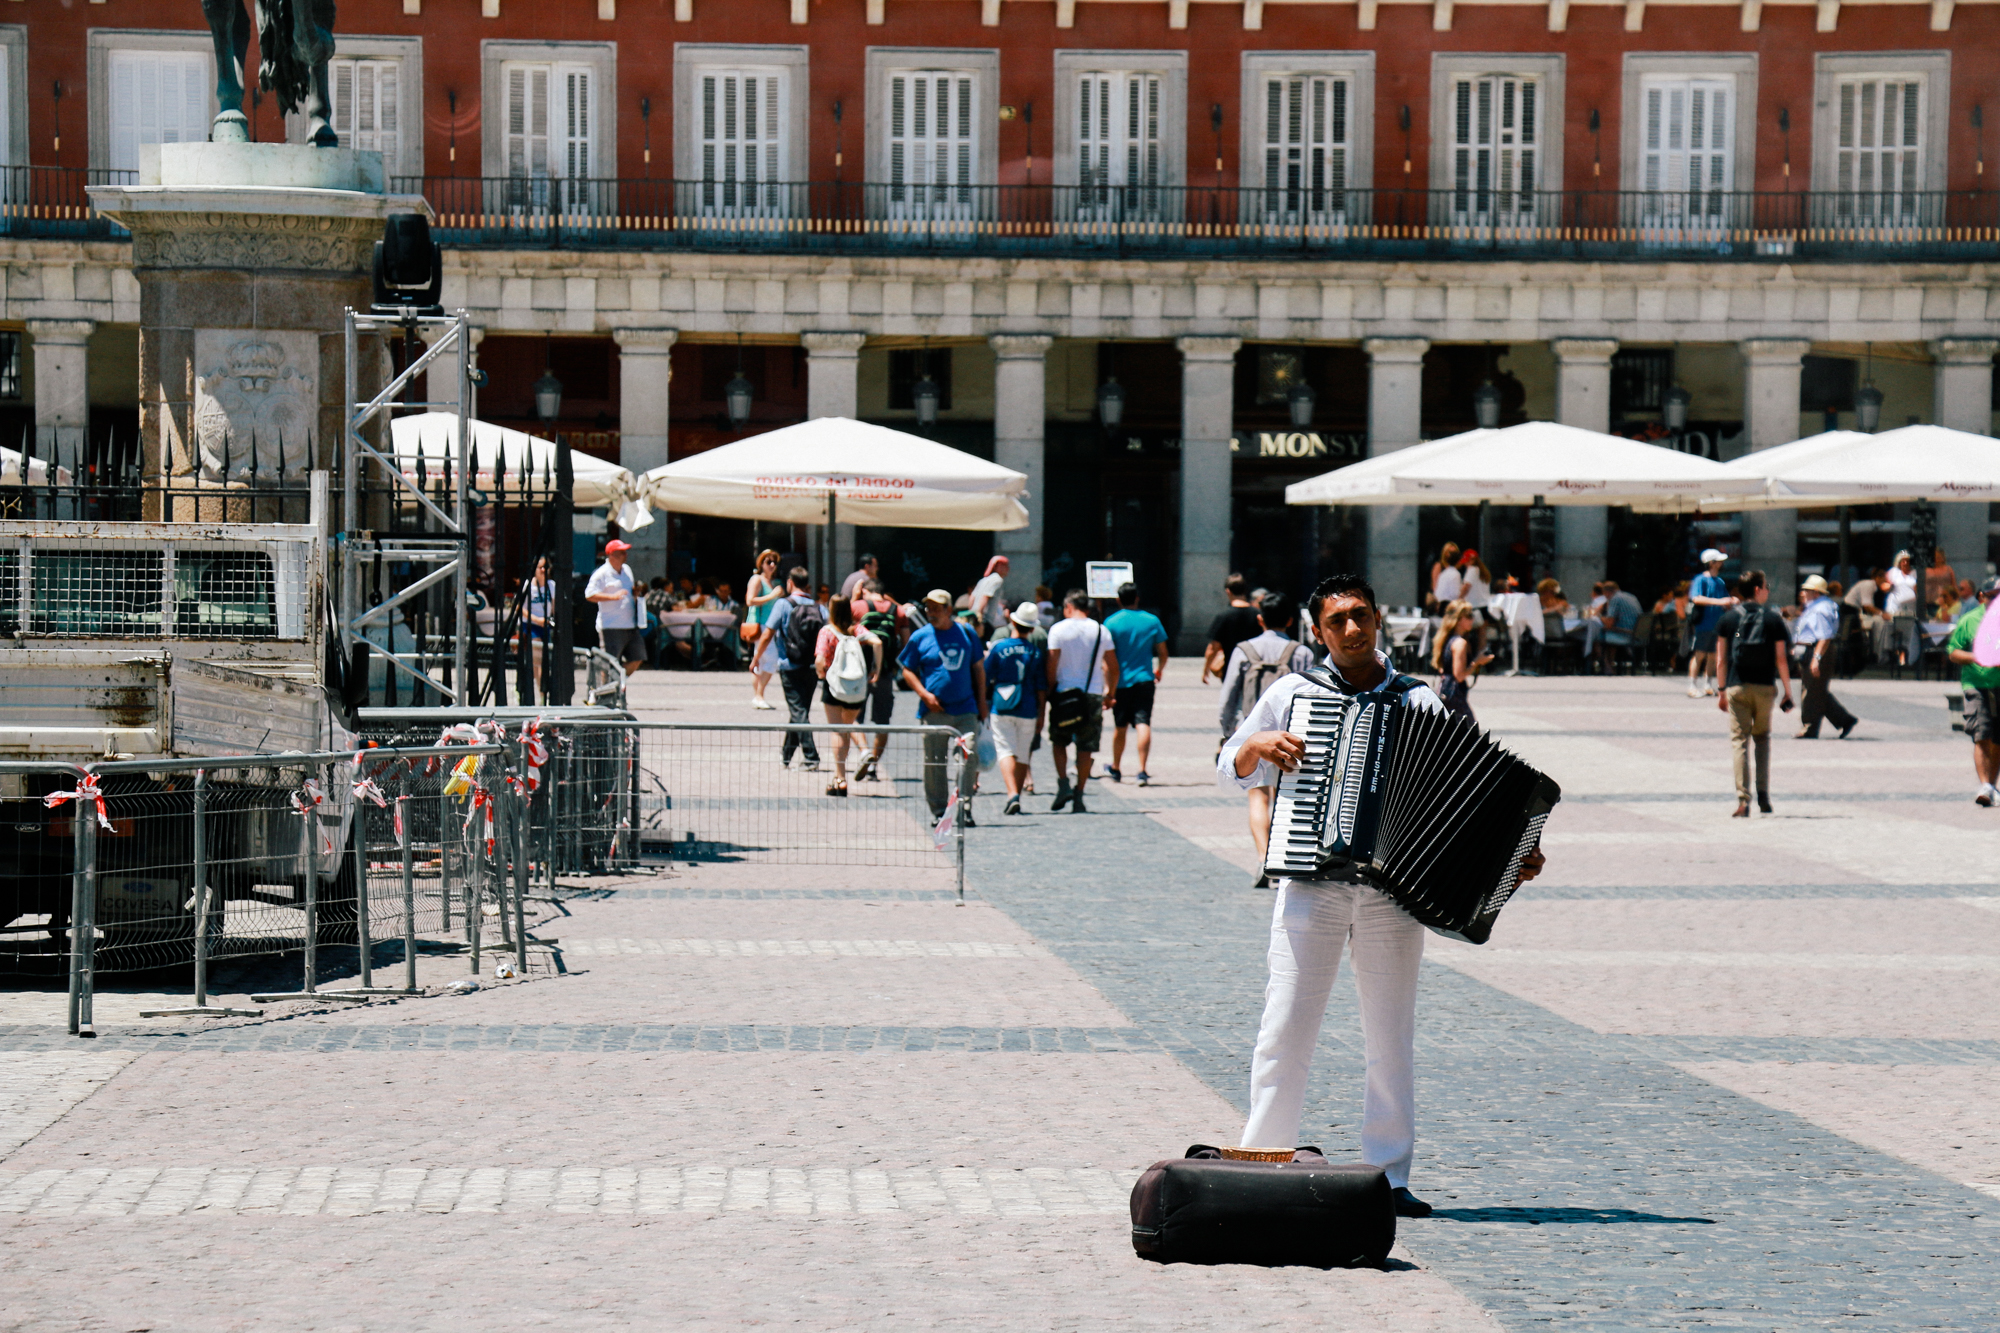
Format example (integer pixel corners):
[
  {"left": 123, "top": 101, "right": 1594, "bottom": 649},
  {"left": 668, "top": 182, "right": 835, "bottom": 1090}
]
[{"left": 1235, "top": 730, "right": 1306, "bottom": 777}]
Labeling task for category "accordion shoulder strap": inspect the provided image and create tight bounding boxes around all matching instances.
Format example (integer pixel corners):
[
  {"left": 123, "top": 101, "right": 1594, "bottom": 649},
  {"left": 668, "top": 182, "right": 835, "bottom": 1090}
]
[{"left": 1296, "top": 665, "right": 1424, "bottom": 700}]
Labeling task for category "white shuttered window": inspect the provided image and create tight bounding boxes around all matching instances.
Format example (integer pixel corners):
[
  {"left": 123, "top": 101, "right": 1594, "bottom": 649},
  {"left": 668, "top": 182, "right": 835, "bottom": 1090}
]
[
  {"left": 504, "top": 64, "right": 592, "bottom": 212},
  {"left": 888, "top": 71, "right": 975, "bottom": 212},
  {"left": 700, "top": 69, "right": 785, "bottom": 214},
  {"left": 107, "top": 50, "right": 209, "bottom": 176},
  {"left": 331, "top": 58, "right": 400, "bottom": 168},
  {"left": 1262, "top": 74, "right": 1349, "bottom": 220},
  {"left": 1641, "top": 78, "right": 1731, "bottom": 195},
  {"left": 1077, "top": 72, "right": 1162, "bottom": 217},
  {"left": 1451, "top": 75, "right": 1538, "bottom": 220},
  {"left": 1836, "top": 76, "right": 1923, "bottom": 216}
]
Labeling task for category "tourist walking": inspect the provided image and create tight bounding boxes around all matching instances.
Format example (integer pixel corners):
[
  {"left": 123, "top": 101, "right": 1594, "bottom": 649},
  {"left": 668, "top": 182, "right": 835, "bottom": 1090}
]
[
  {"left": 583, "top": 539, "right": 648, "bottom": 675},
  {"left": 1202, "top": 573, "right": 1262, "bottom": 684},
  {"left": 841, "top": 552, "right": 880, "bottom": 600},
  {"left": 984, "top": 603, "right": 1047, "bottom": 815},
  {"left": 970, "top": 556, "right": 1011, "bottom": 640},
  {"left": 899, "top": 589, "right": 987, "bottom": 822},
  {"left": 1432, "top": 599, "right": 1492, "bottom": 720},
  {"left": 1686, "top": 548, "right": 1735, "bottom": 697},
  {"left": 1103, "top": 581, "right": 1169, "bottom": 786},
  {"left": 1046, "top": 590, "right": 1118, "bottom": 815},
  {"left": 814, "top": 599, "right": 881, "bottom": 797},
  {"left": 1216, "top": 592, "right": 1314, "bottom": 883},
  {"left": 1791, "top": 575, "right": 1857, "bottom": 740},
  {"left": 751, "top": 567, "right": 826, "bottom": 770},
  {"left": 520, "top": 555, "right": 554, "bottom": 694},
  {"left": 1944, "top": 577, "right": 2000, "bottom": 807},
  {"left": 744, "top": 549, "right": 783, "bottom": 709},
  {"left": 1714, "top": 570, "right": 1793, "bottom": 817},
  {"left": 851, "top": 577, "right": 905, "bottom": 783}
]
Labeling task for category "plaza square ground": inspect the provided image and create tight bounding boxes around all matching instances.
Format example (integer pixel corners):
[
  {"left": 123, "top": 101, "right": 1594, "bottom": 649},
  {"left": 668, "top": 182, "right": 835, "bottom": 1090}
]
[{"left": 2, "top": 664, "right": 1996, "bottom": 1331}]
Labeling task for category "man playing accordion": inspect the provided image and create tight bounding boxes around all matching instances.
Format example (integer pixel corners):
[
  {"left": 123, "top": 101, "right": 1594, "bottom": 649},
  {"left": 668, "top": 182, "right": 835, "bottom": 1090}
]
[{"left": 1218, "top": 572, "right": 1546, "bottom": 1217}]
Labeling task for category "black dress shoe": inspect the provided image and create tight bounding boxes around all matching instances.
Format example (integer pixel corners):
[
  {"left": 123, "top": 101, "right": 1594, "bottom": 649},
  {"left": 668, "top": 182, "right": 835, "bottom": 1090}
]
[
  {"left": 1837, "top": 720, "right": 1857, "bottom": 739},
  {"left": 1392, "top": 1187, "right": 1433, "bottom": 1218},
  {"left": 1757, "top": 795, "right": 1772, "bottom": 815}
]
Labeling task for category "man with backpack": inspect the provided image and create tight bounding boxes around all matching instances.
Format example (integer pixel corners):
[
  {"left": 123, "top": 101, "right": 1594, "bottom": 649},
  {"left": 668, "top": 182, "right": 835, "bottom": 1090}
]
[
  {"left": 850, "top": 577, "right": 906, "bottom": 783},
  {"left": 752, "top": 566, "right": 827, "bottom": 770},
  {"left": 1714, "top": 569, "right": 1793, "bottom": 818},
  {"left": 1217, "top": 592, "right": 1315, "bottom": 884}
]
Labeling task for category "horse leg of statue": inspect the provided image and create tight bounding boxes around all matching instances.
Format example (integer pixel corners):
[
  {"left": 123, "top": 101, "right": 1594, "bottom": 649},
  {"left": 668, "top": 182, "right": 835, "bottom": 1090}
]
[
  {"left": 302, "top": 0, "right": 339, "bottom": 147},
  {"left": 201, "top": 0, "right": 252, "bottom": 143}
]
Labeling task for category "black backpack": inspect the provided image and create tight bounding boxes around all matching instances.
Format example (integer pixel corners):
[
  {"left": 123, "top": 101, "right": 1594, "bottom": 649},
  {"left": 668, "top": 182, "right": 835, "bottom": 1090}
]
[{"left": 783, "top": 594, "right": 827, "bottom": 665}]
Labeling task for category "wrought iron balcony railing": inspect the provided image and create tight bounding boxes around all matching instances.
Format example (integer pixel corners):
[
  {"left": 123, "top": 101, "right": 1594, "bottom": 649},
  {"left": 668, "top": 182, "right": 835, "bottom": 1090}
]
[
  {"left": 6, "top": 167, "right": 1994, "bottom": 261},
  {"left": 401, "top": 177, "right": 2000, "bottom": 262}
]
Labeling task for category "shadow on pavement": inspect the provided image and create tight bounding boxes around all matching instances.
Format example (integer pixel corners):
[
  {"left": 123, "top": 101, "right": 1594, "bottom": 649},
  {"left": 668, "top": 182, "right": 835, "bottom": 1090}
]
[{"left": 1429, "top": 1206, "right": 1717, "bottom": 1226}]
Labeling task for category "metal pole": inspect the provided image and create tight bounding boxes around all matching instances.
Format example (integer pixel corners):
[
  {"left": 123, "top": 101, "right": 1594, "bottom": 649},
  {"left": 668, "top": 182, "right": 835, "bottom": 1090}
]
[
  {"left": 67, "top": 793, "right": 87, "bottom": 1038},
  {"left": 512, "top": 748, "right": 530, "bottom": 975},
  {"left": 343, "top": 310, "right": 359, "bottom": 657},
  {"left": 356, "top": 786, "right": 373, "bottom": 988},
  {"left": 1837, "top": 505, "right": 1852, "bottom": 590},
  {"left": 193, "top": 770, "right": 209, "bottom": 1007},
  {"left": 301, "top": 775, "right": 318, "bottom": 996},
  {"left": 452, "top": 320, "right": 471, "bottom": 704},
  {"left": 954, "top": 739, "right": 967, "bottom": 907},
  {"left": 401, "top": 792, "right": 417, "bottom": 993},
  {"left": 551, "top": 437, "right": 575, "bottom": 705},
  {"left": 468, "top": 794, "right": 482, "bottom": 974},
  {"left": 78, "top": 809, "right": 96, "bottom": 1036}
]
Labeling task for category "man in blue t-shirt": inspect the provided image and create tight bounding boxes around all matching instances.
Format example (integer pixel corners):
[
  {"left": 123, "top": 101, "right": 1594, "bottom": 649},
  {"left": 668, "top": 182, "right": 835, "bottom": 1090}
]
[
  {"left": 899, "top": 588, "right": 989, "bottom": 821},
  {"left": 983, "top": 603, "right": 1048, "bottom": 816},
  {"left": 1102, "top": 581, "right": 1170, "bottom": 786},
  {"left": 1686, "top": 548, "right": 1737, "bottom": 698}
]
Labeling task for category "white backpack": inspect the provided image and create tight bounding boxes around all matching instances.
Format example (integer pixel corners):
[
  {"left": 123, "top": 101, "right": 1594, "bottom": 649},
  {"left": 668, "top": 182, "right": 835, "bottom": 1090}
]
[{"left": 827, "top": 633, "right": 870, "bottom": 704}]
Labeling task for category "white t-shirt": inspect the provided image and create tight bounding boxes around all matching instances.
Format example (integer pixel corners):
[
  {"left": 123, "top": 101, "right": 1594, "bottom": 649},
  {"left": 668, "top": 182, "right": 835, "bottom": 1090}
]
[
  {"left": 1884, "top": 566, "right": 1919, "bottom": 616},
  {"left": 585, "top": 561, "right": 641, "bottom": 630},
  {"left": 1047, "top": 615, "right": 1112, "bottom": 693},
  {"left": 1461, "top": 570, "right": 1491, "bottom": 608},
  {"left": 973, "top": 572, "right": 1008, "bottom": 630},
  {"left": 1434, "top": 566, "right": 1464, "bottom": 604}
]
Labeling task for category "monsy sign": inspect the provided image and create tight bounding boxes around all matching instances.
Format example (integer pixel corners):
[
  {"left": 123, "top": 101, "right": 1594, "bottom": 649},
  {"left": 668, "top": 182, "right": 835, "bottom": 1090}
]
[{"left": 1231, "top": 431, "right": 1367, "bottom": 461}]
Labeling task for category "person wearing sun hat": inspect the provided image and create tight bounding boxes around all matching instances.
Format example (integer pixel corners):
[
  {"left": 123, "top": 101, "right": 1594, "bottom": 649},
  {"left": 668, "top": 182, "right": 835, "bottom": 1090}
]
[
  {"left": 1685, "top": 548, "right": 1736, "bottom": 698},
  {"left": 584, "top": 538, "right": 648, "bottom": 674},
  {"left": 1791, "top": 573, "right": 1857, "bottom": 741}
]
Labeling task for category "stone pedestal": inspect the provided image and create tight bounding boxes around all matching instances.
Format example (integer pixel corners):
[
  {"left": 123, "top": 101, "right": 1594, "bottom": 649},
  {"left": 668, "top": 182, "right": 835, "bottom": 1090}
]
[{"left": 90, "top": 142, "right": 428, "bottom": 522}]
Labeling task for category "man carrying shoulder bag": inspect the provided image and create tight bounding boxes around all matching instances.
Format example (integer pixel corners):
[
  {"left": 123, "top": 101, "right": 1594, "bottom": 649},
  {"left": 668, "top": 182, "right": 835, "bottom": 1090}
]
[{"left": 1046, "top": 589, "right": 1118, "bottom": 815}]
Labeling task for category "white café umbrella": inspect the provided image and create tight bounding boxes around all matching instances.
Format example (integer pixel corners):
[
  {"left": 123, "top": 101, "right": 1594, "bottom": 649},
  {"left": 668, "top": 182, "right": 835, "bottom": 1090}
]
[
  {"left": 0, "top": 446, "right": 70, "bottom": 486},
  {"left": 1285, "top": 421, "right": 1764, "bottom": 509},
  {"left": 1636, "top": 424, "right": 2000, "bottom": 512},
  {"left": 389, "top": 412, "right": 652, "bottom": 530},
  {"left": 640, "top": 417, "right": 1029, "bottom": 530}
]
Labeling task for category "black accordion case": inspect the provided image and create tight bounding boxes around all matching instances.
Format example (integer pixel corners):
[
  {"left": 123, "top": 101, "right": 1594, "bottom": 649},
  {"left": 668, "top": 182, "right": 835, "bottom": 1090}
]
[
  {"left": 1262, "top": 677, "right": 1561, "bottom": 944},
  {"left": 1129, "top": 1146, "right": 1396, "bottom": 1269}
]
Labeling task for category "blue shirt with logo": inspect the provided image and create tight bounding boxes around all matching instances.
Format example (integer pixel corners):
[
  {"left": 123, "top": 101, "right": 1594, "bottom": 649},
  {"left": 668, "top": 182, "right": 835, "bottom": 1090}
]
[
  {"left": 983, "top": 636, "right": 1046, "bottom": 719},
  {"left": 1102, "top": 607, "right": 1169, "bottom": 688},
  {"left": 899, "top": 621, "right": 983, "bottom": 717},
  {"left": 1690, "top": 572, "right": 1730, "bottom": 637}
]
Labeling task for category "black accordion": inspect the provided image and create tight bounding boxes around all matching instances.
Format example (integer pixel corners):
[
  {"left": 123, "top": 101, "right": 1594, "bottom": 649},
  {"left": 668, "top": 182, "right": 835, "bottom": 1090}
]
[{"left": 1262, "top": 677, "right": 1560, "bottom": 944}]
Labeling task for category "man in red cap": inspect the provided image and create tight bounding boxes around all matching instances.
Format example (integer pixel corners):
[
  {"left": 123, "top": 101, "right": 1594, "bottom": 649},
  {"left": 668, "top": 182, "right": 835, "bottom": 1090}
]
[{"left": 585, "top": 539, "right": 648, "bottom": 674}]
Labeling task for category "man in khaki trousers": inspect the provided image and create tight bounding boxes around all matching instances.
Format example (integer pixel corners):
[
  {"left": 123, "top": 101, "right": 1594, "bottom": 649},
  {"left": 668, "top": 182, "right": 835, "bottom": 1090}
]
[{"left": 1714, "top": 570, "right": 1794, "bottom": 818}]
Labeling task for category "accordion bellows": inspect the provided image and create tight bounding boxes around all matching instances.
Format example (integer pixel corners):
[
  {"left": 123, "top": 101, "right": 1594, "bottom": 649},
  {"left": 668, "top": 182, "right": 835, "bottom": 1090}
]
[{"left": 1263, "top": 687, "right": 1560, "bottom": 944}]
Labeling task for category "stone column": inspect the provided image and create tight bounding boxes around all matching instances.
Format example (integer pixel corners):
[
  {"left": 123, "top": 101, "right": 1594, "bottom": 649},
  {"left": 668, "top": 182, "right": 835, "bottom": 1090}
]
[
  {"left": 1176, "top": 336, "right": 1242, "bottom": 653},
  {"left": 1931, "top": 337, "right": 2000, "bottom": 581},
  {"left": 1549, "top": 338, "right": 1619, "bottom": 602},
  {"left": 614, "top": 328, "right": 677, "bottom": 582},
  {"left": 1740, "top": 338, "right": 1813, "bottom": 601},
  {"left": 989, "top": 334, "right": 1052, "bottom": 600},
  {"left": 25, "top": 320, "right": 93, "bottom": 477},
  {"left": 801, "top": 331, "right": 867, "bottom": 585},
  {"left": 1362, "top": 337, "right": 1429, "bottom": 607}
]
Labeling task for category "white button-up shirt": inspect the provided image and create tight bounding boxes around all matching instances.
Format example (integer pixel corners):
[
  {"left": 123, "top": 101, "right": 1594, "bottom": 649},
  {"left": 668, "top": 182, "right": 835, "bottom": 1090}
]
[{"left": 1217, "top": 649, "right": 1445, "bottom": 792}]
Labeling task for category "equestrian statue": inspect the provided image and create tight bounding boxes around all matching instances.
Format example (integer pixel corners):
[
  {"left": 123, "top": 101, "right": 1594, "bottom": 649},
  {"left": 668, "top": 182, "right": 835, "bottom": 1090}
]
[{"left": 201, "top": 0, "right": 340, "bottom": 147}]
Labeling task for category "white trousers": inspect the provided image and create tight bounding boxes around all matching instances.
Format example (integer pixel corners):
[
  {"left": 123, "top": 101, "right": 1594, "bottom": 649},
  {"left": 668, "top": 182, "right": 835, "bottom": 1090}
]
[{"left": 1240, "top": 880, "right": 1426, "bottom": 1187}]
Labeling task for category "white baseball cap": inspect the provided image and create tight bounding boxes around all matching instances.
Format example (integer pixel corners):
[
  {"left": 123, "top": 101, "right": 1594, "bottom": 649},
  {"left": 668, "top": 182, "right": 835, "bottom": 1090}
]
[{"left": 1700, "top": 548, "right": 1728, "bottom": 565}]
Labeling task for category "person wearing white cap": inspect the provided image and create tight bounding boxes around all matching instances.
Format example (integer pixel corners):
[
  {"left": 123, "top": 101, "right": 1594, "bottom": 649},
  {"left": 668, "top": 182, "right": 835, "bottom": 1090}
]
[
  {"left": 1884, "top": 550, "right": 1921, "bottom": 670},
  {"left": 1685, "top": 549, "right": 1737, "bottom": 698},
  {"left": 983, "top": 602, "right": 1048, "bottom": 815},
  {"left": 1791, "top": 575, "right": 1857, "bottom": 740}
]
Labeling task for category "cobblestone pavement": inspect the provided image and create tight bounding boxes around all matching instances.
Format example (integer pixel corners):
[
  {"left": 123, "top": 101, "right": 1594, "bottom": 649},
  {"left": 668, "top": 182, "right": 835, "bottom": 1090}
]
[{"left": 1, "top": 663, "right": 1994, "bottom": 1329}]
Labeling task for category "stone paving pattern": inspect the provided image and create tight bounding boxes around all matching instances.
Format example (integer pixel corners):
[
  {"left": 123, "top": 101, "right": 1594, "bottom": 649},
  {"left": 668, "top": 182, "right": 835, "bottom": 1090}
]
[{"left": 1, "top": 666, "right": 1995, "bottom": 1329}]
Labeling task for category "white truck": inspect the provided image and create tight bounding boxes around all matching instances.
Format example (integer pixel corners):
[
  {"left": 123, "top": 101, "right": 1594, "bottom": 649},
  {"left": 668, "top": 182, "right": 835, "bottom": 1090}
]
[{"left": 0, "top": 512, "right": 363, "bottom": 967}]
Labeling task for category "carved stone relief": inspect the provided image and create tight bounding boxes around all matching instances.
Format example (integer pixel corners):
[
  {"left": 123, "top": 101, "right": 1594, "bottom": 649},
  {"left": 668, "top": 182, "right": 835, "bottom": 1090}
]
[{"left": 191, "top": 329, "right": 319, "bottom": 480}]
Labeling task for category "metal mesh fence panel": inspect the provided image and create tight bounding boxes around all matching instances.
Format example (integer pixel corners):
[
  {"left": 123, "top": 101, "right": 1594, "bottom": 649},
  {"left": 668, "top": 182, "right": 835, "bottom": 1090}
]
[{"left": 556, "top": 721, "right": 969, "bottom": 873}]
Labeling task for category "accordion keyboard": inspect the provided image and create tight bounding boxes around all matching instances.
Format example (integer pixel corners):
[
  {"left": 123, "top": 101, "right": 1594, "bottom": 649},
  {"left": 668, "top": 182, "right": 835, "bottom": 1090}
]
[{"left": 1264, "top": 692, "right": 1352, "bottom": 879}]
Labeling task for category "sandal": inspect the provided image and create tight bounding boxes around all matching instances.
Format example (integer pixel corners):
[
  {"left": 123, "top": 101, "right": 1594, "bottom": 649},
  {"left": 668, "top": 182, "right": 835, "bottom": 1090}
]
[{"left": 826, "top": 781, "right": 849, "bottom": 797}]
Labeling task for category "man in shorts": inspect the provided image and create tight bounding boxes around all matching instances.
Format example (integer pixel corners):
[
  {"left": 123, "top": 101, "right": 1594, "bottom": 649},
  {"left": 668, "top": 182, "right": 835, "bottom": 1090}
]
[
  {"left": 1046, "top": 589, "right": 1118, "bottom": 815},
  {"left": 984, "top": 603, "right": 1047, "bottom": 815},
  {"left": 583, "top": 539, "right": 647, "bottom": 674},
  {"left": 1945, "top": 577, "right": 2000, "bottom": 806},
  {"left": 1102, "top": 581, "right": 1169, "bottom": 786}
]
